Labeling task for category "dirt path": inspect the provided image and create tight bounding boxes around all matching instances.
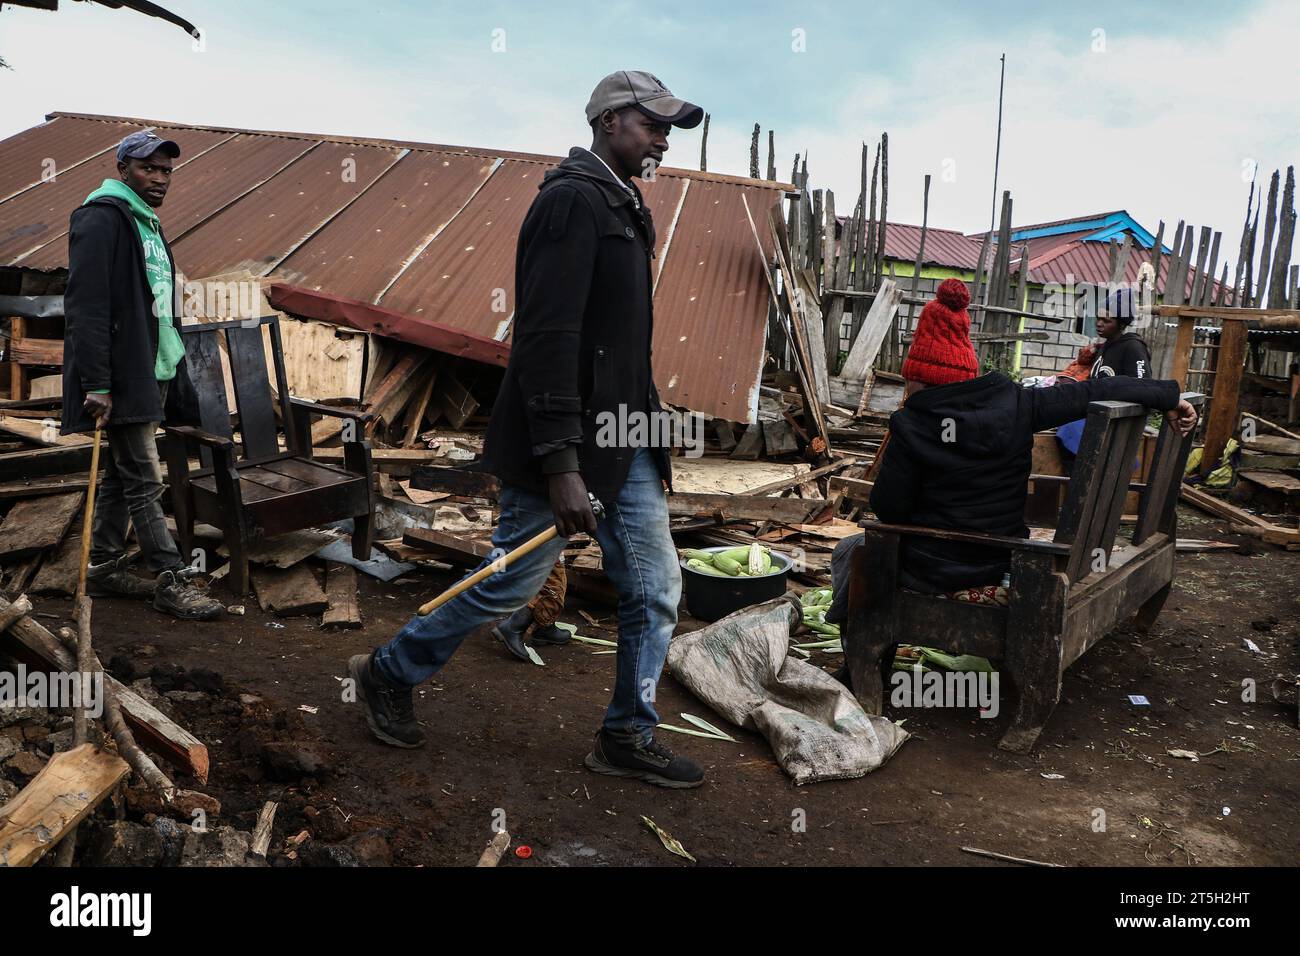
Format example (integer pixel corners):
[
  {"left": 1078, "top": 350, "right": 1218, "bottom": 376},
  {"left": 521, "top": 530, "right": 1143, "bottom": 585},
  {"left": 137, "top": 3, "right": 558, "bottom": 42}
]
[{"left": 73, "top": 506, "right": 1299, "bottom": 867}]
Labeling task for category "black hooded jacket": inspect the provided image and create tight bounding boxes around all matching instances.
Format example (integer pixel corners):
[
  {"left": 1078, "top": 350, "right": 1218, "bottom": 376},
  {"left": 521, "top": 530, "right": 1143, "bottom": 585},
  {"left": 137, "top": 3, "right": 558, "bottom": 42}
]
[
  {"left": 61, "top": 195, "right": 197, "bottom": 433},
  {"left": 1090, "top": 331, "right": 1151, "bottom": 379},
  {"left": 481, "top": 147, "right": 671, "bottom": 502},
  {"left": 867, "top": 372, "right": 1180, "bottom": 592}
]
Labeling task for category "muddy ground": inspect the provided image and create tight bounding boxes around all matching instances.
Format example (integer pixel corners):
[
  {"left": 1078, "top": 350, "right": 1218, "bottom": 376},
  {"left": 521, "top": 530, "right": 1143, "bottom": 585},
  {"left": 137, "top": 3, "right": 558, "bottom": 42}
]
[{"left": 24, "top": 504, "right": 1300, "bottom": 867}]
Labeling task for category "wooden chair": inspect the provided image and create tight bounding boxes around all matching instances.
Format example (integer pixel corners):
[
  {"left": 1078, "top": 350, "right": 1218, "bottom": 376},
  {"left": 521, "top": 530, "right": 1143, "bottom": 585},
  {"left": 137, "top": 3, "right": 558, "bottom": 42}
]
[
  {"left": 842, "top": 393, "right": 1204, "bottom": 753},
  {"left": 163, "top": 315, "right": 375, "bottom": 595}
]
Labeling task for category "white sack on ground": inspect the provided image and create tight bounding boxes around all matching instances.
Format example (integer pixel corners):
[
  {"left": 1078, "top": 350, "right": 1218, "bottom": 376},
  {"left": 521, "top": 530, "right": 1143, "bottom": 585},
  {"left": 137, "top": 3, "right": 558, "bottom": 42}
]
[{"left": 667, "top": 596, "right": 908, "bottom": 785}]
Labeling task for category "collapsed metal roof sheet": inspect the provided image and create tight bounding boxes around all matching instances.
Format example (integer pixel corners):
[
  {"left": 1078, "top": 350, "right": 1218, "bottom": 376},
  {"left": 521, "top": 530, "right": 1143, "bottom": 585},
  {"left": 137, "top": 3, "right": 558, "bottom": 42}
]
[{"left": 0, "top": 112, "right": 792, "bottom": 422}]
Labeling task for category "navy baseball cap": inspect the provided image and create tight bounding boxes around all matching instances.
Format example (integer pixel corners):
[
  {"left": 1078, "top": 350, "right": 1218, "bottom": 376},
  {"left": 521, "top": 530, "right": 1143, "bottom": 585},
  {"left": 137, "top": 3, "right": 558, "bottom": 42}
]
[{"left": 116, "top": 130, "right": 181, "bottom": 163}]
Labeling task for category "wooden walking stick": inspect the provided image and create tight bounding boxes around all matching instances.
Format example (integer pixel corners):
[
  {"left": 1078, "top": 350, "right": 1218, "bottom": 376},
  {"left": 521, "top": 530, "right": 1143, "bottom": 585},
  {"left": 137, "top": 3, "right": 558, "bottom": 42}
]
[
  {"left": 417, "top": 494, "right": 604, "bottom": 616},
  {"left": 75, "top": 426, "right": 104, "bottom": 602}
]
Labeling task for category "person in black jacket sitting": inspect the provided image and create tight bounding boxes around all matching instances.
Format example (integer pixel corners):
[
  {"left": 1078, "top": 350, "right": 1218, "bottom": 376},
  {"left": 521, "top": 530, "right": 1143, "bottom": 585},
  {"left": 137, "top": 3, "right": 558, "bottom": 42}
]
[
  {"left": 825, "top": 279, "right": 1197, "bottom": 626},
  {"left": 1090, "top": 286, "right": 1152, "bottom": 379}
]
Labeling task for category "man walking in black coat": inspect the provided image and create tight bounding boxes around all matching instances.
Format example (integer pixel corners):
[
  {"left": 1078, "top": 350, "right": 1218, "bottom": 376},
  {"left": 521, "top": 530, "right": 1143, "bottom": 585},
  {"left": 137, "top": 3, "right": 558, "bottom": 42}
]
[
  {"left": 62, "top": 131, "right": 221, "bottom": 621},
  {"left": 825, "top": 279, "right": 1197, "bottom": 625},
  {"left": 349, "top": 72, "right": 707, "bottom": 789}
]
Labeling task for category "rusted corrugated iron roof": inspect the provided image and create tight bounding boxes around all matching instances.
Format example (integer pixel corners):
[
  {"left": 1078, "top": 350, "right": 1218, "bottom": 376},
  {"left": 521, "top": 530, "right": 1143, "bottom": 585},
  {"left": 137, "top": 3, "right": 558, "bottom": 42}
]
[
  {"left": 834, "top": 217, "right": 984, "bottom": 272},
  {"left": 0, "top": 112, "right": 792, "bottom": 423}
]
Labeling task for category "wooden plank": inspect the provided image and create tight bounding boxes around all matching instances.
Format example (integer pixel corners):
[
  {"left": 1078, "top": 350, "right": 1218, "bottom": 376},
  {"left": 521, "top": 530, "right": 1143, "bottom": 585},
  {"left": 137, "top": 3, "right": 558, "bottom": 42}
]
[
  {"left": 761, "top": 418, "right": 799, "bottom": 455},
  {"left": 1179, "top": 483, "right": 1272, "bottom": 527},
  {"left": 744, "top": 458, "right": 849, "bottom": 496},
  {"left": 838, "top": 278, "right": 902, "bottom": 383},
  {"left": 401, "top": 527, "right": 493, "bottom": 564},
  {"left": 226, "top": 325, "right": 280, "bottom": 460},
  {"left": 666, "top": 492, "right": 822, "bottom": 524},
  {"left": 1242, "top": 434, "right": 1300, "bottom": 455},
  {"left": 321, "top": 562, "right": 361, "bottom": 629},
  {"left": 829, "top": 475, "right": 875, "bottom": 504},
  {"left": 253, "top": 564, "right": 328, "bottom": 617},
  {"left": 219, "top": 528, "right": 337, "bottom": 568},
  {"left": 408, "top": 464, "right": 501, "bottom": 499},
  {"left": 1062, "top": 542, "right": 1173, "bottom": 667},
  {"left": 0, "top": 413, "right": 89, "bottom": 447},
  {"left": 402, "top": 370, "right": 438, "bottom": 448},
  {"left": 1200, "top": 320, "right": 1248, "bottom": 474},
  {"left": 729, "top": 423, "right": 764, "bottom": 460},
  {"left": 29, "top": 533, "right": 82, "bottom": 596},
  {"left": 9, "top": 337, "right": 63, "bottom": 366},
  {"left": 0, "top": 491, "right": 82, "bottom": 560},
  {"left": 0, "top": 744, "right": 130, "bottom": 867},
  {"left": 431, "top": 365, "right": 478, "bottom": 431},
  {"left": 0, "top": 475, "right": 90, "bottom": 500},
  {"left": 0, "top": 597, "right": 208, "bottom": 782},
  {"left": 0, "top": 445, "right": 94, "bottom": 482}
]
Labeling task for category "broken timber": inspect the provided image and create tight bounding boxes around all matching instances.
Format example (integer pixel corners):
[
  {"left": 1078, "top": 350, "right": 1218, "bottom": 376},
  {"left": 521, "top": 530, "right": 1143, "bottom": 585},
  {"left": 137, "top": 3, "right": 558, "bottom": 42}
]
[
  {"left": 0, "top": 744, "right": 130, "bottom": 867},
  {"left": 0, "top": 596, "right": 210, "bottom": 783}
]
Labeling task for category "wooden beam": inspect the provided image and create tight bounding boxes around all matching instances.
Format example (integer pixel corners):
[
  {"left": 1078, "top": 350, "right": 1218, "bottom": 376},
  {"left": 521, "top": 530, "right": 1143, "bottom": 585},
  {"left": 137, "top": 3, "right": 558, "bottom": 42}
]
[
  {"left": 0, "top": 491, "right": 82, "bottom": 560},
  {"left": 1200, "top": 320, "right": 1248, "bottom": 473},
  {"left": 321, "top": 562, "right": 361, "bottom": 629},
  {"left": 666, "top": 491, "right": 823, "bottom": 524},
  {"left": 0, "top": 598, "right": 209, "bottom": 782},
  {"left": 401, "top": 527, "right": 493, "bottom": 565},
  {"left": 0, "top": 413, "right": 90, "bottom": 447},
  {"left": 0, "top": 744, "right": 130, "bottom": 867}
]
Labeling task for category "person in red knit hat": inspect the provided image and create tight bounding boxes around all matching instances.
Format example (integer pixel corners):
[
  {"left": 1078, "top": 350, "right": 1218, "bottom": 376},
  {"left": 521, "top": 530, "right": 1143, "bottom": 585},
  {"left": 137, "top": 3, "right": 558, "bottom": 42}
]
[
  {"left": 822, "top": 277, "right": 1198, "bottom": 652},
  {"left": 900, "top": 278, "right": 981, "bottom": 388}
]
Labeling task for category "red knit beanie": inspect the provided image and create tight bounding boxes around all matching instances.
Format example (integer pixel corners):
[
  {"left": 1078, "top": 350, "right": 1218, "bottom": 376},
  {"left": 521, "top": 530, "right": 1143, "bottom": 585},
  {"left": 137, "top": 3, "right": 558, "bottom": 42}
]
[{"left": 901, "top": 278, "right": 980, "bottom": 386}]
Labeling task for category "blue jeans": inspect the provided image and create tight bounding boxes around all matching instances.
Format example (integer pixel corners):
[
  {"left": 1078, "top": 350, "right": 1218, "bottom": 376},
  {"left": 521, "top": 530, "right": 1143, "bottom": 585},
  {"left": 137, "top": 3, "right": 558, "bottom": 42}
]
[{"left": 375, "top": 448, "right": 681, "bottom": 745}]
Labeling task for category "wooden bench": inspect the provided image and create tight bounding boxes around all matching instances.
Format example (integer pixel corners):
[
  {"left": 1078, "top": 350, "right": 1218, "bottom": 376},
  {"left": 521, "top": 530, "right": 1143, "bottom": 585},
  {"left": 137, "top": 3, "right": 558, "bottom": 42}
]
[
  {"left": 163, "top": 315, "right": 376, "bottom": 595},
  {"left": 842, "top": 393, "right": 1204, "bottom": 753}
]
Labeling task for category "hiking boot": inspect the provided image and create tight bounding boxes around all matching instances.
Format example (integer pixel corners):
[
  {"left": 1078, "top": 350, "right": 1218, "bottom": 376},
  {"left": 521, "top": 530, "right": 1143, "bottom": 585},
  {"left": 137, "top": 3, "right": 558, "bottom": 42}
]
[
  {"left": 529, "top": 622, "right": 571, "bottom": 646},
  {"left": 86, "top": 556, "right": 156, "bottom": 599},
  {"left": 347, "top": 653, "right": 426, "bottom": 748},
  {"left": 153, "top": 568, "right": 223, "bottom": 621},
  {"left": 584, "top": 730, "right": 704, "bottom": 789}
]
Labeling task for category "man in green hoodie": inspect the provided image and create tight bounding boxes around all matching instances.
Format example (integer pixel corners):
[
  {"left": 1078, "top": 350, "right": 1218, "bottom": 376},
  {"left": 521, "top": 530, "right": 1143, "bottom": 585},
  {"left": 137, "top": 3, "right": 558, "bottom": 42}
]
[{"left": 62, "top": 130, "right": 222, "bottom": 621}]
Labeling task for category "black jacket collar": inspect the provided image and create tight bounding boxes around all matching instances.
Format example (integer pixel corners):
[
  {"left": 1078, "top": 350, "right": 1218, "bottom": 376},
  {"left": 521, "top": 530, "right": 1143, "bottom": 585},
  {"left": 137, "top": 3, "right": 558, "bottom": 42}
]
[{"left": 544, "top": 147, "right": 645, "bottom": 211}]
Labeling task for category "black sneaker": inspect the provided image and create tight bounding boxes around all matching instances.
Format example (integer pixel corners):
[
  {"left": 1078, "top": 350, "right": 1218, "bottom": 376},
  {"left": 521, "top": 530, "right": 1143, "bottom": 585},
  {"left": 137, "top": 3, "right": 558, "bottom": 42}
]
[
  {"left": 584, "top": 730, "right": 704, "bottom": 789},
  {"left": 530, "top": 623, "right": 572, "bottom": 646},
  {"left": 87, "top": 556, "right": 156, "bottom": 599},
  {"left": 347, "top": 653, "right": 426, "bottom": 748},
  {"left": 153, "top": 569, "right": 223, "bottom": 620},
  {"left": 490, "top": 618, "right": 531, "bottom": 662}
]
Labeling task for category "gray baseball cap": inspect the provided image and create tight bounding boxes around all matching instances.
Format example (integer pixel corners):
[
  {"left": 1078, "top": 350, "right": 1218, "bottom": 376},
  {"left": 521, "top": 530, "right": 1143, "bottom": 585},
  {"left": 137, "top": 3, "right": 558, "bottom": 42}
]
[
  {"left": 585, "top": 70, "right": 703, "bottom": 129},
  {"left": 116, "top": 130, "right": 181, "bottom": 163}
]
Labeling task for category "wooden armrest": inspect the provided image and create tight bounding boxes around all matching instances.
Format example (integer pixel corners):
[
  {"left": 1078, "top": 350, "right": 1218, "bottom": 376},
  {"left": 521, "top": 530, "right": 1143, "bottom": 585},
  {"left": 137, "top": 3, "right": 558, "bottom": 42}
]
[
  {"left": 163, "top": 424, "right": 234, "bottom": 450},
  {"left": 288, "top": 398, "right": 374, "bottom": 422},
  {"left": 858, "top": 519, "right": 1070, "bottom": 555}
]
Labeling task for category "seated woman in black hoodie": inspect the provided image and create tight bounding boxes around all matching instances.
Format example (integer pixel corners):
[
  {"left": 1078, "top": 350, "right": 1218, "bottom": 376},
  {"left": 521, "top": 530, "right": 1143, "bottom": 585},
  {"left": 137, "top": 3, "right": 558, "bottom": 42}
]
[
  {"left": 825, "top": 279, "right": 1197, "bottom": 625},
  {"left": 1090, "top": 286, "right": 1151, "bottom": 379}
]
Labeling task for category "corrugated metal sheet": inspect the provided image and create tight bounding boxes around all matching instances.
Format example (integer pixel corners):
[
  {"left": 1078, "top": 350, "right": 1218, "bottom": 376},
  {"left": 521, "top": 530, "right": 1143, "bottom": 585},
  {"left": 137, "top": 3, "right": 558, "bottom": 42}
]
[
  {"left": 880, "top": 221, "right": 983, "bottom": 271},
  {"left": 276, "top": 150, "right": 496, "bottom": 302},
  {"left": 0, "top": 124, "right": 230, "bottom": 264},
  {"left": 0, "top": 115, "right": 136, "bottom": 203},
  {"left": 171, "top": 139, "right": 405, "bottom": 278},
  {"left": 834, "top": 217, "right": 984, "bottom": 271},
  {"left": 652, "top": 179, "right": 776, "bottom": 421},
  {"left": 0, "top": 112, "right": 791, "bottom": 422},
  {"left": 378, "top": 159, "right": 547, "bottom": 334},
  {"left": 22, "top": 131, "right": 312, "bottom": 270}
]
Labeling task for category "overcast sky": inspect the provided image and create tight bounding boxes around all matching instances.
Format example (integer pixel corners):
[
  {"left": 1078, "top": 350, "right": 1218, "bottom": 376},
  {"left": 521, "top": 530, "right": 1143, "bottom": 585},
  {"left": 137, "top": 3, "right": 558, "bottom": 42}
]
[{"left": 2, "top": 0, "right": 1295, "bottom": 275}]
